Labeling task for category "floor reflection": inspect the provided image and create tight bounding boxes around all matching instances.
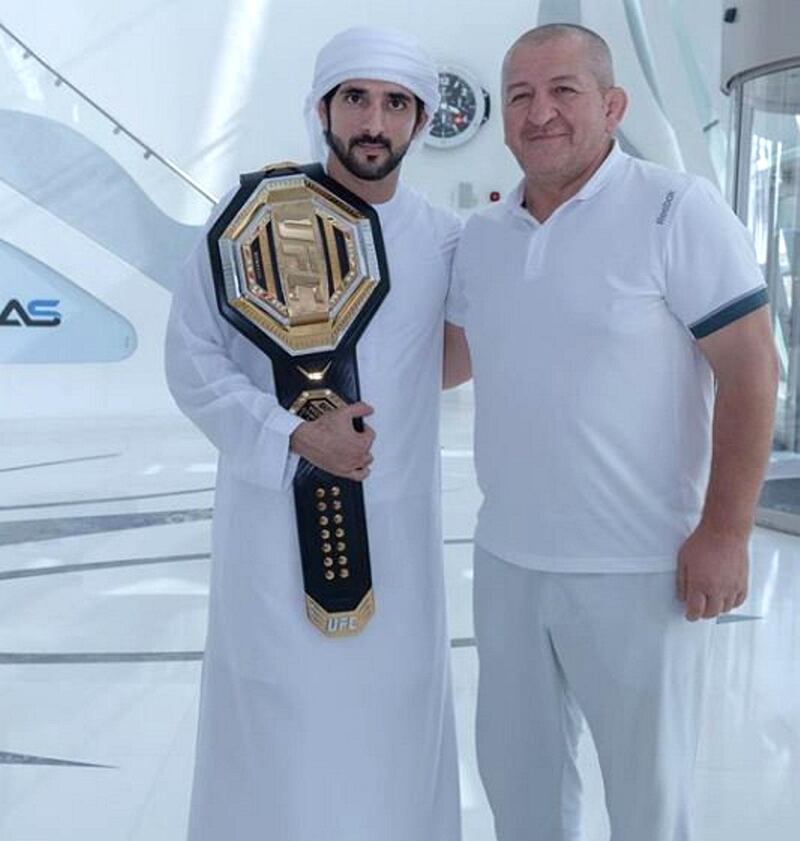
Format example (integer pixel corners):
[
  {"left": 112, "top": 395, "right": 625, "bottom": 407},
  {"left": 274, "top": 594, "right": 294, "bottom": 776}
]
[{"left": 0, "top": 394, "right": 797, "bottom": 841}]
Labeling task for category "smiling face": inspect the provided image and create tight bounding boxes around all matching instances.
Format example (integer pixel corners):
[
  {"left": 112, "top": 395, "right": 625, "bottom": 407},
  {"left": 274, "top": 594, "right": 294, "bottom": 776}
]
[
  {"left": 502, "top": 34, "right": 627, "bottom": 188},
  {"left": 318, "top": 79, "right": 426, "bottom": 182}
]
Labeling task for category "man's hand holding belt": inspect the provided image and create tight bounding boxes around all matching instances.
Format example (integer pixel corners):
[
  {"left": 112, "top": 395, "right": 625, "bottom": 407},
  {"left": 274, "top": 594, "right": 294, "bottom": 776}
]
[{"left": 291, "top": 402, "right": 376, "bottom": 481}]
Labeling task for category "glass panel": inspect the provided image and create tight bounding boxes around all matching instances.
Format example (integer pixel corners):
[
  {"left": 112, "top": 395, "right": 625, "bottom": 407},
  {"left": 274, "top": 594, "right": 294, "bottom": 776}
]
[{"left": 732, "top": 66, "right": 800, "bottom": 455}]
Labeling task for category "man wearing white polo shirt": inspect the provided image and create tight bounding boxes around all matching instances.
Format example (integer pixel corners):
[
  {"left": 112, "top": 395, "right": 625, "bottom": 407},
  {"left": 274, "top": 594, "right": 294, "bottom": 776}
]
[{"left": 445, "top": 23, "right": 779, "bottom": 841}]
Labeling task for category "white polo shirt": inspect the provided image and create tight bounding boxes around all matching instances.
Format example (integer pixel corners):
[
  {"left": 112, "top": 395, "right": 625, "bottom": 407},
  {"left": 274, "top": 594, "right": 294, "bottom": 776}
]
[{"left": 447, "top": 142, "right": 768, "bottom": 573}]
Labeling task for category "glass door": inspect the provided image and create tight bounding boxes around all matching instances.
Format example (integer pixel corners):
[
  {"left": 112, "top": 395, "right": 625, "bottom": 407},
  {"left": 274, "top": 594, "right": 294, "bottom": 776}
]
[{"left": 731, "top": 65, "right": 800, "bottom": 453}]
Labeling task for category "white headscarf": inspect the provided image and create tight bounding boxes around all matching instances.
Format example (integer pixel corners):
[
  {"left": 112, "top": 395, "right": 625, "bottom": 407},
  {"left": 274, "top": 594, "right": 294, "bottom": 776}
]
[{"left": 304, "top": 26, "right": 440, "bottom": 163}]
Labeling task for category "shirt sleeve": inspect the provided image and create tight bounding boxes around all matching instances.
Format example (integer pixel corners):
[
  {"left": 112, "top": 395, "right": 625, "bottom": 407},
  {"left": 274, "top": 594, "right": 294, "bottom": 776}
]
[
  {"left": 445, "top": 219, "right": 469, "bottom": 327},
  {"left": 664, "top": 177, "right": 768, "bottom": 339},
  {"left": 164, "top": 230, "right": 302, "bottom": 492}
]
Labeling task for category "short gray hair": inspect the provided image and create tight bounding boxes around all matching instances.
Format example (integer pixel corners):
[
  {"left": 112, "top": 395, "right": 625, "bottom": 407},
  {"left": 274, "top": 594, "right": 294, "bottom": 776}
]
[{"left": 503, "top": 24, "right": 615, "bottom": 90}]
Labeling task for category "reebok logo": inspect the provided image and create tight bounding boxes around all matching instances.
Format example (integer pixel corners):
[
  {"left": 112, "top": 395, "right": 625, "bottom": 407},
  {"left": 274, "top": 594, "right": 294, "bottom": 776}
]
[{"left": 656, "top": 191, "right": 675, "bottom": 225}]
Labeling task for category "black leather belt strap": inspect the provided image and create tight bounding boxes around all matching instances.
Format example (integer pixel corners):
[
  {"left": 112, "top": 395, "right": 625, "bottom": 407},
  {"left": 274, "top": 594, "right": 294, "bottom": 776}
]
[{"left": 273, "top": 348, "right": 373, "bottom": 622}]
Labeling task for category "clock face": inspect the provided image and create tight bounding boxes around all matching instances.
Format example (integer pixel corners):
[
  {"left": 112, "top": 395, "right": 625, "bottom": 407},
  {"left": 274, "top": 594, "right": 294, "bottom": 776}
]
[
  {"left": 430, "top": 71, "right": 478, "bottom": 141},
  {"left": 426, "top": 65, "right": 489, "bottom": 149}
]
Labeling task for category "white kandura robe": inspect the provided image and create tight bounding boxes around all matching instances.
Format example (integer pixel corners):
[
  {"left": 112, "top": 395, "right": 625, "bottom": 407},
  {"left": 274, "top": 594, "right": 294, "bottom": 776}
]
[{"left": 165, "top": 183, "right": 463, "bottom": 841}]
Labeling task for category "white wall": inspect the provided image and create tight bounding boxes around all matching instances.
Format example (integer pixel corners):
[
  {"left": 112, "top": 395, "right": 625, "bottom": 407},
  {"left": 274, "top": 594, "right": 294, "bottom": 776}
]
[
  {"left": 721, "top": 0, "right": 800, "bottom": 90},
  {"left": 0, "top": 0, "right": 727, "bottom": 419},
  {"left": 1, "top": 0, "right": 725, "bottom": 207},
  {"left": 1, "top": 0, "right": 534, "bottom": 209}
]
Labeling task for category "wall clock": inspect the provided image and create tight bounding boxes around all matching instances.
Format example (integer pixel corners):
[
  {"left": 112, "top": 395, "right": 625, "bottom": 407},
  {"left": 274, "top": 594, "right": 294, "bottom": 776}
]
[{"left": 426, "top": 65, "right": 490, "bottom": 148}]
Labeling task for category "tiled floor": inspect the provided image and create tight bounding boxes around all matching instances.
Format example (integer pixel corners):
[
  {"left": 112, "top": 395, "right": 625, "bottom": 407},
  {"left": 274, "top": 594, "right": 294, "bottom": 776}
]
[{"left": 0, "top": 387, "right": 798, "bottom": 840}]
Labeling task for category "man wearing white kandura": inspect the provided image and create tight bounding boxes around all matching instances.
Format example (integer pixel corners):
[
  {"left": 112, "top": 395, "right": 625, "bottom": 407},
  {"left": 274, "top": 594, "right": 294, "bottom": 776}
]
[
  {"left": 166, "top": 25, "right": 469, "bottom": 841},
  {"left": 445, "top": 22, "right": 779, "bottom": 841}
]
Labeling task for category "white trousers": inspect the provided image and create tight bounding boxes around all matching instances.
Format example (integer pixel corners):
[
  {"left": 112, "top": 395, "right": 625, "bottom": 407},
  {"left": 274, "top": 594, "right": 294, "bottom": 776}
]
[{"left": 473, "top": 545, "right": 713, "bottom": 841}]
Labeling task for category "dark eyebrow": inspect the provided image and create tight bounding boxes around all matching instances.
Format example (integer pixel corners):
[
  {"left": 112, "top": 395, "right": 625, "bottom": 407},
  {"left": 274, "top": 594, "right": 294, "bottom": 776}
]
[
  {"left": 506, "top": 75, "right": 584, "bottom": 91},
  {"left": 338, "top": 86, "right": 412, "bottom": 102}
]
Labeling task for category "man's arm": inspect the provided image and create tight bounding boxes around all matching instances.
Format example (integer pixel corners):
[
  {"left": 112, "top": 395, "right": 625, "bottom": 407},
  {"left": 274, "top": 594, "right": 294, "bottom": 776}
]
[
  {"left": 166, "top": 242, "right": 375, "bottom": 488},
  {"left": 165, "top": 243, "right": 304, "bottom": 492},
  {"left": 443, "top": 322, "right": 472, "bottom": 389},
  {"left": 678, "top": 306, "right": 779, "bottom": 621}
]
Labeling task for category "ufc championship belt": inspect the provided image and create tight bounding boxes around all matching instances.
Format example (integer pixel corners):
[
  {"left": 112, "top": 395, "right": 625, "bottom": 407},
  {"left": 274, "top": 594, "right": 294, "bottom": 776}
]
[{"left": 207, "top": 162, "right": 389, "bottom": 638}]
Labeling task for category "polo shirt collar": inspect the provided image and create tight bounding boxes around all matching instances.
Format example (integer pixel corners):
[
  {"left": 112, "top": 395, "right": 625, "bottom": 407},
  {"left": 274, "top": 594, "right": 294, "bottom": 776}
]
[
  {"left": 506, "top": 138, "right": 626, "bottom": 222},
  {"left": 574, "top": 138, "right": 625, "bottom": 200}
]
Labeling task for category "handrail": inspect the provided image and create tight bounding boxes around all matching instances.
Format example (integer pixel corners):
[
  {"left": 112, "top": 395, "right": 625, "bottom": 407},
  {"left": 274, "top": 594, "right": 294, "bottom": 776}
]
[{"left": 0, "top": 20, "right": 218, "bottom": 205}]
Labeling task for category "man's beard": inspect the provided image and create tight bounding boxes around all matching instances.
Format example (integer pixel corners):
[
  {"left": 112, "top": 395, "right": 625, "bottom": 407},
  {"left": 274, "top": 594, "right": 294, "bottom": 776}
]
[{"left": 325, "top": 130, "right": 412, "bottom": 181}]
